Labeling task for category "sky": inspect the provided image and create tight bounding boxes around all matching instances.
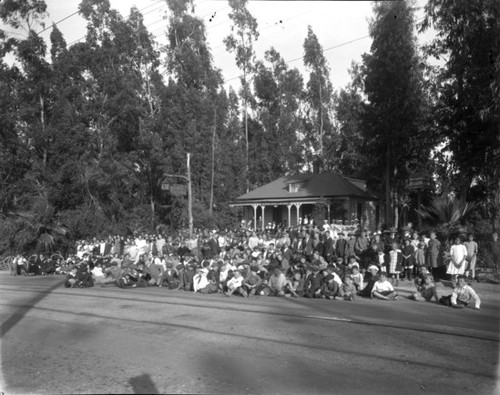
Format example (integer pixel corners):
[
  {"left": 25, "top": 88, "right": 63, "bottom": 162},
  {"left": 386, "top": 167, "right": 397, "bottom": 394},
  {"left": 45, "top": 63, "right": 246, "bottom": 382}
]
[{"left": 5, "top": 0, "right": 434, "bottom": 91}]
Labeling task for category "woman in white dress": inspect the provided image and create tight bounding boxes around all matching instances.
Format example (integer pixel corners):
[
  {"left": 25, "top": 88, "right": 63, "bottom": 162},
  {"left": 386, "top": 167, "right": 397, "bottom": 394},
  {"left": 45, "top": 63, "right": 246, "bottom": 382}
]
[{"left": 447, "top": 236, "right": 468, "bottom": 279}]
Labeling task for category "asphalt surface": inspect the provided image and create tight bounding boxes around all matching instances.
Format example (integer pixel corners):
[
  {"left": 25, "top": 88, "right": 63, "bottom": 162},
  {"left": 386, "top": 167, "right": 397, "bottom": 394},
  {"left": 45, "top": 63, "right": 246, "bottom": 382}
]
[{"left": 1, "top": 272, "right": 499, "bottom": 395}]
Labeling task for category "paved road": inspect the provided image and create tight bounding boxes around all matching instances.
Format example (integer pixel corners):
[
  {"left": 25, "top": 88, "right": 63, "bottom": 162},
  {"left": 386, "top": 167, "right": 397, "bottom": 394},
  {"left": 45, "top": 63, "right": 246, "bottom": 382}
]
[{"left": 1, "top": 273, "right": 499, "bottom": 394}]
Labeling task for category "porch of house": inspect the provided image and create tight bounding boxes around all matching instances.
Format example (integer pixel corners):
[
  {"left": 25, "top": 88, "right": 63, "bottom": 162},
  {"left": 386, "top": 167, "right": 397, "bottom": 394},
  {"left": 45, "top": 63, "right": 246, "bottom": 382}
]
[{"left": 236, "top": 199, "right": 379, "bottom": 231}]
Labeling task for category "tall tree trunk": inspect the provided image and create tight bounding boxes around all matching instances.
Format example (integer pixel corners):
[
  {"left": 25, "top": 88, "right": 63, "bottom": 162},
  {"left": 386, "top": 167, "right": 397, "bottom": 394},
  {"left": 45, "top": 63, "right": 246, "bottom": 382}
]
[
  {"left": 244, "top": 63, "right": 250, "bottom": 193},
  {"left": 209, "top": 108, "right": 217, "bottom": 216},
  {"left": 39, "top": 94, "right": 47, "bottom": 178},
  {"left": 319, "top": 82, "right": 323, "bottom": 165},
  {"left": 394, "top": 190, "right": 399, "bottom": 229},
  {"left": 150, "top": 194, "right": 155, "bottom": 230},
  {"left": 385, "top": 144, "right": 391, "bottom": 226}
]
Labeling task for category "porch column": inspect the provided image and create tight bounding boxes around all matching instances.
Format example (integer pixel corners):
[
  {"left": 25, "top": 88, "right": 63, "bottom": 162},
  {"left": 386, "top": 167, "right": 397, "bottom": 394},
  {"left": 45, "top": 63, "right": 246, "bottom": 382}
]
[
  {"left": 287, "top": 204, "right": 292, "bottom": 228},
  {"left": 295, "top": 203, "right": 302, "bottom": 226},
  {"left": 327, "top": 204, "right": 331, "bottom": 222},
  {"left": 251, "top": 204, "right": 258, "bottom": 230},
  {"left": 261, "top": 205, "right": 265, "bottom": 232}
]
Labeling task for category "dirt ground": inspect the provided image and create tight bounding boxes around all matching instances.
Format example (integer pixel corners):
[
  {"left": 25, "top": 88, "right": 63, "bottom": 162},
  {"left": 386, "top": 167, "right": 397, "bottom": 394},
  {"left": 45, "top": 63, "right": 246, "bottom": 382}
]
[{"left": 1, "top": 273, "right": 499, "bottom": 394}]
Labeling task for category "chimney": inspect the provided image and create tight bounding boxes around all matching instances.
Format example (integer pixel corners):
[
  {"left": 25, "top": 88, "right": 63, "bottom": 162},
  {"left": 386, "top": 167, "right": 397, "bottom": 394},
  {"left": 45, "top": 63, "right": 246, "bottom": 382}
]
[{"left": 312, "top": 157, "right": 323, "bottom": 174}]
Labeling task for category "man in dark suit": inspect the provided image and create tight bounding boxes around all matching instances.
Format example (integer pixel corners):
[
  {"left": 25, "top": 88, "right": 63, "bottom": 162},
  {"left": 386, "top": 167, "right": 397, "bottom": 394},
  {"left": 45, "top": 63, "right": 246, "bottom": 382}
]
[
  {"left": 335, "top": 232, "right": 347, "bottom": 262},
  {"left": 324, "top": 230, "right": 335, "bottom": 263},
  {"left": 207, "top": 232, "right": 220, "bottom": 259}
]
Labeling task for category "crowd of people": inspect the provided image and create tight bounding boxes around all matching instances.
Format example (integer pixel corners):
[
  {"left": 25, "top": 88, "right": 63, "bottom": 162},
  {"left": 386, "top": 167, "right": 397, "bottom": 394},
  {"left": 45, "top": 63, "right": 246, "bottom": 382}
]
[{"left": 10, "top": 220, "right": 496, "bottom": 310}]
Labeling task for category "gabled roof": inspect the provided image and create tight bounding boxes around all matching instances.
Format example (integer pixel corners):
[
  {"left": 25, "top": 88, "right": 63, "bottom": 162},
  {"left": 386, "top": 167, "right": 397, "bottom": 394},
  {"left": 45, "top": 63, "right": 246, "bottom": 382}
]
[{"left": 233, "top": 172, "right": 378, "bottom": 205}]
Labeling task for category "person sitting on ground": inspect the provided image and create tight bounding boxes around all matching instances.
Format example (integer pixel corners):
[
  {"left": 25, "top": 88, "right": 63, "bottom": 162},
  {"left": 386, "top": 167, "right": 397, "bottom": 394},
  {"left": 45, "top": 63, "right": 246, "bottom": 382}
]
[
  {"left": 28, "top": 255, "right": 43, "bottom": 276},
  {"left": 216, "top": 260, "right": 233, "bottom": 293},
  {"left": 193, "top": 261, "right": 210, "bottom": 293},
  {"left": 242, "top": 266, "right": 263, "bottom": 297},
  {"left": 311, "top": 250, "right": 328, "bottom": 270},
  {"left": 339, "top": 275, "right": 357, "bottom": 301},
  {"left": 284, "top": 271, "right": 304, "bottom": 298},
  {"left": 178, "top": 261, "right": 196, "bottom": 291},
  {"left": 158, "top": 259, "right": 180, "bottom": 289},
  {"left": 91, "top": 262, "right": 106, "bottom": 286},
  {"left": 450, "top": 275, "right": 481, "bottom": 309},
  {"left": 350, "top": 266, "right": 364, "bottom": 291},
  {"left": 411, "top": 267, "right": 439, "bottom": 302},
  {"left": 346, "top": 255, "right": 360, "bottom": 274},
  {"left": 197, "top": 269, "right": 219, "bottom": 294},
  {"left": 144, "top": 257, "right": 162, "bottom": 286},
  {"left": 371, "top": 273, "right": 398, "bottom": 300},
  {"left": 14, "top": 255, "right": 28, "bottom": 276},
  {"left": 64, "top": 266, "right": 79, "bottom": 288},
  {"left": 264, "top": 267, "right": 287, "bottom": 297},
  {"left": 304, "top": 265, "right": 324, "bottom": 298},
  {"left": 225, "top": 269, "right": 245, "bottom": 296},
  {"left": 321, "top": 266, "right": 342, "bottom": 300}
]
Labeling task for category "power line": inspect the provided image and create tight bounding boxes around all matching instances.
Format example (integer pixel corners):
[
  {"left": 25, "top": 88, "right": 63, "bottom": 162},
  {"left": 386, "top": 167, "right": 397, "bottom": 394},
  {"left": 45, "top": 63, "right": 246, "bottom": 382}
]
[
  {"left": 37, "top": 11, "right": 80, "bottom": 35},
  {"left": 66, "top": 1, "right": 165, "bottom": 47},
  {"left": 222, "top": 15, "right": 427, "bottom": 85}
]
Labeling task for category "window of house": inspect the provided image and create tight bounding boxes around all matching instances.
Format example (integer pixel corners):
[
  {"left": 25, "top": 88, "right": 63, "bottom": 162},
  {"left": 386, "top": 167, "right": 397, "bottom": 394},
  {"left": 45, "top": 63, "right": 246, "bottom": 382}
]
[{"left": 288, "top": 182, "right": 303, "bottom": 193}]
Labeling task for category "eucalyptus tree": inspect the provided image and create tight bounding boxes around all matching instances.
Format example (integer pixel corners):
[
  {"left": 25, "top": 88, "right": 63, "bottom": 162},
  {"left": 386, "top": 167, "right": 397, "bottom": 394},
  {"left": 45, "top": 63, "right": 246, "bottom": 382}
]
[
  {"left": 223, "top": 0, "right": 259, "bottom": 192},
  {"left": 303, "top": 26, "right": 335, "bottom": 172},
  {"left": 253, "top": 47, "right": 304, "bottom": 181},
  {"left": 161, "top": 0, "right": 223, "bottom": 226}
]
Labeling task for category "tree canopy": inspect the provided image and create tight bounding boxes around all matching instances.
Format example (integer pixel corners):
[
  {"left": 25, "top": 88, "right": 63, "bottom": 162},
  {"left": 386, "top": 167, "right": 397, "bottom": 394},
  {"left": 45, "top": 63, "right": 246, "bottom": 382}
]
[{"left": 0, "top": 0, "right": 497, "bottom": 256}]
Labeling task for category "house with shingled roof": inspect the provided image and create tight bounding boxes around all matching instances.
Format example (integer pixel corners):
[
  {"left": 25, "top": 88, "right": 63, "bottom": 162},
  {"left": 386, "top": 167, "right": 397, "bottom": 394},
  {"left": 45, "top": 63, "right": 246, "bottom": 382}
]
[{"left": 230, "top": 172, "right": 380, "bottom": 231}]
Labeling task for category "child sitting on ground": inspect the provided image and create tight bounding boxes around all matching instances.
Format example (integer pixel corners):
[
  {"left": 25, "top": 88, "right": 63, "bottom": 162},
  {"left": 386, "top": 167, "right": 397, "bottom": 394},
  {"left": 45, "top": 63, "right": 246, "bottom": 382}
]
[
  {"left": 411, "top": 267, "right": 439, "bottom": 302},
  {"left": 346, "top": 256, "right": 360, "bottom": 273},
  {"left": 351, "top": 266, "right": 364, "bottom": 291},
  {"left": 339, "top": 275, "right": 357, "bottom": 301},
  {"left": 284, "top": 271, "right": 304, "bottom": 298},
  {"left": 225, "top": 269, "right": 245, "bottom": 296},
  {"left": 321, "top": 266, "right": 342, "bottom": 300},
  {"left": 450, "top": 275, "right": 481, "bottom": 309},
  {"left": 265, "top": 267, "right": 287, "bottom": 297},
  {"left": 371, "top": 273, "right": 398, "bottom": 300}
]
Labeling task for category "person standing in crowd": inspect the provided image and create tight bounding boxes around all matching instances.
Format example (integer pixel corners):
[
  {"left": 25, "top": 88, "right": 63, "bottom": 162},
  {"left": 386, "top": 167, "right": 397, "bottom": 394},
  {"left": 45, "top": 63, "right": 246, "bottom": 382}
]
[
  {"left": 427, "top": 231, "right": 442, "bottom": 281},
  {"left": 447, "top": 236, "right": 468, "bottom": 281},
  {"left": 335, "top": 232, "right": 347, "bottom": 262},
  {"left": 384, "top": 228, "right": 398, "bottom": 253},
  {"left": 463, "top": 233, "right": 478, "bottom": 280},
  {"left": 386, "top": 242, "right": 403, "bottom": 286},
  {"left": 354, "top": 229, "right": 369, "bottom": 267},
  {"left": 401, "top": 237, "right": 416, "bottom": 281},
  {"left": 324, "top": 230, "right": 335, "bottom": 263}
]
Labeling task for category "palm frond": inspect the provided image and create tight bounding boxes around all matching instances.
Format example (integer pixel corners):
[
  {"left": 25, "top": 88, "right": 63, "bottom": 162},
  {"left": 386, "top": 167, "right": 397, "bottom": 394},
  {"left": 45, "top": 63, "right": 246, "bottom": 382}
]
[{"left": 38, "top": 233, "right": 55, "bottom": 251}]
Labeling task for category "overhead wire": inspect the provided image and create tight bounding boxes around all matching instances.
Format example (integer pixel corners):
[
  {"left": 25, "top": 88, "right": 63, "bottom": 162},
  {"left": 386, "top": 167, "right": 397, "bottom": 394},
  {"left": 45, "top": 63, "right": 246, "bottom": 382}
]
[
  {"left": 37, "top": 10, "right": 80, "bottom": 35},
  {"left": 222, "top": 15, "right": 428, "bottom": 85},
  {"left": 66, "top": 0, "right": 165, "bottom": 47}
]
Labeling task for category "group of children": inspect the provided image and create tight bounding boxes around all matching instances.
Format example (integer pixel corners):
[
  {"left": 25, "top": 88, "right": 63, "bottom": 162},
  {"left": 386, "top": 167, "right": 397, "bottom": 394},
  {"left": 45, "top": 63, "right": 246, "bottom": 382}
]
[
  {"left": 10, "top": 223, "right": 483, "bottom": 310},
  {"left": 60, "top": 248, "right": 481, "bottom": 311}
]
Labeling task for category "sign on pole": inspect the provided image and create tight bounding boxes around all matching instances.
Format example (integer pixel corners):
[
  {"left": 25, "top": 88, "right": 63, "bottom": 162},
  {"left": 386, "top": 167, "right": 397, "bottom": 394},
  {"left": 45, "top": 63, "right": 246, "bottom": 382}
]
[{"left": 170, "top": 184, "right": 187, "bottom": 196}]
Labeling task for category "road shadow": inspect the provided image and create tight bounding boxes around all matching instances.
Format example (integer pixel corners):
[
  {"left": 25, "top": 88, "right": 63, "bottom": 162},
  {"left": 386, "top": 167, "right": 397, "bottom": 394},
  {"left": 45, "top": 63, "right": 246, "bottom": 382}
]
[
  {"left": 129, "top": 373, "right": 159, "bottom": 394},
  {"left": 1, "top": 278, "right": 64, "bottom": 337}
]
